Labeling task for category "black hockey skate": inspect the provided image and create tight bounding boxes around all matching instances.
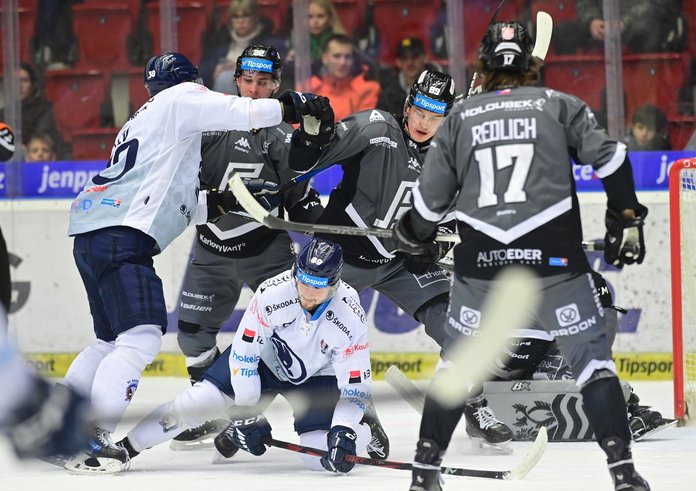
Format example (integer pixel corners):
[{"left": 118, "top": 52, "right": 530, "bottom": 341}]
[
  {"left": 627, "top": 393, "right": 677, "bottom": 441},
  {"left": 409, "top": 438, "right": 444, "bottom": 491},
  {"left": 64, "top": 428, "right": 130, "bottom": 474},
  {"left": 362, "top": 401, "right": 390, "bottom": 459},
  {"left": 600, "top": 436, "right": 650, "bottom": 491},
  {"left": 462, "top": 396, "right": 513, "bottom": 454},
  {"left": 170, "top": 418, "right": 228, "bottom": 450}
]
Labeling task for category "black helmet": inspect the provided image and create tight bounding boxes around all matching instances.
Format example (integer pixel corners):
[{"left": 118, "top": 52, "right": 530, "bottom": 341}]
[
  {"left": 478, "top": 21, "right": 533, "bottom": 72},
  {"left": 294, "top": 238, "right": 343, "bottom": 288},
  {"left": 406, "top": 70, "right": 456, "bottom": 116},
  {"left": 234, "top": 44, "right": 283, "bottom": 81},
  {"left": 144, "top": 52, "right": 202, "bottom": 97}
]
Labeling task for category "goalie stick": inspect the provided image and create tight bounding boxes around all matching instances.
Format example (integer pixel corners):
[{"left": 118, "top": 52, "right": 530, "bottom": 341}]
[
  {"left": 228, "top": 173, "right": 459, "bottom": 242},
  {"left": 264, "top": 430, "right": 546, "bottom": 480}
]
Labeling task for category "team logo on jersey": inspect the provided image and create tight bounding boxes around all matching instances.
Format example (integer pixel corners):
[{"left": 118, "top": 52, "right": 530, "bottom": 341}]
[
  {"left": 555, "top": 303, "right": 580, "bottom": 327},
  {"left": 125, "top": 379, "right": 139, "bottom": 401},
  {"left": 348, "top": 370, "right": 362, "bottom": 384},
  {"left": 548, "top": 257, "right": 569, "bottom": 267},
  {"left": 407, "top": 157, "right": 421, "bottom": 172},
  {"left": 369, "top": 136, "right": 397, "bottom": 149},
  {"left": 270, "top": 332, "right": 308, "bottom": 382},
  {"left": 234, "top": 137, "right": 251, "bottom": 153},
  {"left": 369, "top": 110, "right": 385, "bottom": 122},
  {"left": 459, "top": 306, "right": 481, "bottom": 329},
  {"left": 242, "top": 328, "right": 256, "bottom": 343}
]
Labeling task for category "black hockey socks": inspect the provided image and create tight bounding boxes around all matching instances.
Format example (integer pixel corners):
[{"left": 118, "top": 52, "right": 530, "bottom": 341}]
[
  {"left": 418, "top": 393, "right": 465, "bottom": 452},
  {"left": 599, "top": 437, "right": 651, "bottom": 491},
  {"left": 410, "top": 438, "right": 444, "bottom": 491},
  {"left": 580, "top": 374, "right": 631, "bottom": 443}
]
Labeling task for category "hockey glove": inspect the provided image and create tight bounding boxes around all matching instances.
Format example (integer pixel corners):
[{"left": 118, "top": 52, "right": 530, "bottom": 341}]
[
  {"left": 296, "top": 98, "right": 335, "bottom": 149},
  {"left": 216, "top": 414, "right": 272, "bottom": 456},
  {"left": 288, "top": 188, "right": 324, "bottom": 223},
  {"left": 400, "top": 242, "right": 441, "bottom": 275},
  {"left": 320, "top": 426, "right": 357, "bottom": 473},
  {"left": 5, "top": 379, "right": 92, "bottom": 459},
  {"left": 241, "top": 177, "right": 281, "bottom": 211},
  {"left": 603, "top": 204, "right": 648, "bottom": 268},
  {"left": 278, "top": 91, "right": 330, "bottom": 125},
  {"left": 393, "top": 211, "right": 436, "bottom": 255},
  {"left": 206, "top": 187, "right": 239, "bottom": 221}
]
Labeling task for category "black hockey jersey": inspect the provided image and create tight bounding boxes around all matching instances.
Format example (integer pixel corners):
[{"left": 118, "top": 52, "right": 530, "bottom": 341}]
[
  {"left": 412, "top": 86, "right": 634, "bottom": 279},
  {"left": 295, "top": 109, "right": 432, "bottom": 267},
  {"left": 197, "top": 124, "right": 311, "bottom": 257}
]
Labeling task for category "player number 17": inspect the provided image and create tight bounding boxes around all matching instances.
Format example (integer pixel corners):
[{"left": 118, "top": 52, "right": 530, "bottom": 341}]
[{"left": 475, "top": 143, "right": 534, "bottom": 208}]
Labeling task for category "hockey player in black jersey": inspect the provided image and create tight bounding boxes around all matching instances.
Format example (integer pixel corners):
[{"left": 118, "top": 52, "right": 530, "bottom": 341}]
[
  {"left": 393, "top": 22, "right": 650, "bottom": 491},
  {"left": 172, "top": 44, "right": 325, "bottom": 448},
  {"left": 289, "top": 70, "right": 514, "bottom": 454}
]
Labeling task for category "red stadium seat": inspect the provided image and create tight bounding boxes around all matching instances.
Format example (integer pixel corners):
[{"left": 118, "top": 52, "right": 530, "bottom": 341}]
[
  {"left": 78, "top": 0, "right": 141, "bottom": 24},
  {"left": 622, "top": 53, "right": 691, "bottom": 122},
  {"left": 333, "top": 0, "right": 367, "bottom": 38},
  {"left": 0, "top": 7, "right": 35, "bottom": 75},
  {"left": 462, "top": 0, "right": 525, "bottom": 64},
  {"left": 72, "top": 5, "right": 133, "bottom": 72},
  {"left": 543, "top": 54, "right": 605, "bottom": 111},
  {"left": 71, "top": 127, "right": 119, "bottom": 161},
  {"left": 128, "top": 67, "right": 150, "bottom": 115},
  {"left": 667, "top": 116, "right": 696, "bottom": 151},
  {"left": 682, "top": 0, "right": 696, "bottom": 57},
  {"left": 147, "top": 2, "right": 209, "bottom": 65},
  {"left": 43, "top": 69, "right": 109, "bottom": 141},
  {"left": 373, "top": 0, "right": 441, "bottom": 64}
]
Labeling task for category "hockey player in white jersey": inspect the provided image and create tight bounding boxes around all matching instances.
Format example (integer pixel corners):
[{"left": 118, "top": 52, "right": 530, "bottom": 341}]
[
  {"left": 62, "top": 52, "right": 333, "bottom": 474},
  {"left": 116, "top": 238, "right": 374, "bottom": 474},
  {"left": 393, "top": 21, "right": 650, "bottom": 491},
  {"left": 171, "top": 44, "right": 326, "bottom": 449}
]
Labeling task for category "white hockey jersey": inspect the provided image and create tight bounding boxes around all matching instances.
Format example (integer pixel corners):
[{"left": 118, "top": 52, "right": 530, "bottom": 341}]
[
  {"left": 229, "top": 270, "right": 372, "bottom": 430},
  {"left": 68, "top": 82, "right": 282, "bottom": 250}
]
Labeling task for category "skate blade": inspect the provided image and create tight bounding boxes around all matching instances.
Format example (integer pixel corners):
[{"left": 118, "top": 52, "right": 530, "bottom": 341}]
[
  {"left": 212, "top": 451, "right": 237, "bottom": 465},
  {"left": 634, "top": 419, "right": 678, "bottom": 442},
  {"left": 469, "top": 436, "right": 513, "bottom": 455},
  {"left": 169, "top": 438, "right": 216, "bottom": 451},
  {"left": 64, "top": 454, "right": 130, "bottom": 474}
]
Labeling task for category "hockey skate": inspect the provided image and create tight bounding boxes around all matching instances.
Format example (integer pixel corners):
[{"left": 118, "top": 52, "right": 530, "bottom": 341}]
[
  {"left": 170, "top": 418, "right": 228, "bottom": 450},
  {"left": 627, "top": 393, "right": 677, "bottom": 441},
  {"left": 462, "top": 396, "right": 513, "bottom": 454},
  {"left": 64, "top": 428, "right": 130, "bottom": 474},
  {"left": 600, "top": 436, "right": 651, "bottom": 491},
  {"left": 409, "top": 438, "right": 444, "bottom": 491},
  {"left": 362, "top": 401, "right": 390, "bottom": 459}
]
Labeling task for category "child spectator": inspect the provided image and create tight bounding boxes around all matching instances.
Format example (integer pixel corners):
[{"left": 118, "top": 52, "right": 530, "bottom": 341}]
[
  {"left": 25, "top": 134, "right": 57, "bottom": 162},
  {"left": 626, "top": 104, "right": 671, "bottom": 151}
]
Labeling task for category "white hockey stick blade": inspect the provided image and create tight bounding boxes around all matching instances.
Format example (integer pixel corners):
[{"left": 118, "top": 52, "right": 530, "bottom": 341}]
[
  {"left": 229, "top": 173, "right": 459, "bottom": 243},
  {"left": 384, "top": 365, "right": 426, "bottom": 413},
  {"left": 531, "top": 11, "right": 553, "bottom": 61},
  {"left": 429, "top": 266, "right": 540, "bottom": 408},
  {"left": 510, "top": 426, "right": 548, "bottom": 480}
]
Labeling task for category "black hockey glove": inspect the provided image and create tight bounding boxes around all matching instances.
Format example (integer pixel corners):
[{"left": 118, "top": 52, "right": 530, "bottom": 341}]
[
  {"left": 603, "top": 204, "right": 648, "bottom": 268},
  {"left": 206, "top": 187, "right": 239, "bottom": 222},
  {"left": 288, "top": 188, "right": 324, "bottom": 222},
  {"left": 320, "top": 425, "right": 357, "bottom": 473},
  {"left": 400, "top": 242, "right": 441, "bottom": 275},
  {"left": 215, "top": 414, "right": 272, "bottom": 456},
  {"left": 278, "top": 91, "right": 331, "bottom": 125},
  {"left": 296, "top": 99, "right": 335, "bottom": 150},
  {"left": 5, "top": 379, "right": 92, "bottom": 459},
  {"left": 393, "top": 211, "right": 436, "bottom": 255},
  {"left": 241, "top": 177, "right": 281, "bottom": 211}
]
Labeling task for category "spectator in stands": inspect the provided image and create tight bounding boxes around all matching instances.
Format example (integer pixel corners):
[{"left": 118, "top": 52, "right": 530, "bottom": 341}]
[
  {"left": 310, "top": 34, "right": 380, "bottom": 122},
  {"left": 0, "top": 63, "right": 68, "bottom": 159},
  {"left": 626, "top": 104, "right": 671, "bottom": 151},
  {"left": 569, "top": 0, "right": 683, "bottom": 53},
  {"left": 199, "top": 0, "right": 281, "bottom": 93},
  {"left": 25, "top": 134, "right": 57, "bottom": 162},
  {"left": 377, "top": 37, "right": 442, "bottom": 116}
]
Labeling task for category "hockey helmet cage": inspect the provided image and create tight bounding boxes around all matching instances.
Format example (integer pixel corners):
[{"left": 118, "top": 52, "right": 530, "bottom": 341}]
[
  {"left": 478, "top": 21, "right": 533, "bottom": 72},
  {"left": 406, "top": 70, "right": 456, "bottom": 116},
  {"left": 294, "top": 238, "right": 344, "bottom": 288},
  {"left": 235, "top": 44, "right": 283, "bottom": 81},
  {"left": 144, "top": 52, "right": 203, "bottom": 97}
]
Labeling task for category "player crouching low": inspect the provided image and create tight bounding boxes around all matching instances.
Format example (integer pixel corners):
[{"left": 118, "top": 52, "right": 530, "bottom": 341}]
[{"left": 87, "top": 238, "right": 385, "bottom": 474}]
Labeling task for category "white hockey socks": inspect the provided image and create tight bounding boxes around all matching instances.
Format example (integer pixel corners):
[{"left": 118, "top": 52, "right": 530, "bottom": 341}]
[
  {"left": 89, "top": 324, "right": 162, "bottom": 433},
  {"left": 64, "top": 339, "right": 116, "bottom": 397}
]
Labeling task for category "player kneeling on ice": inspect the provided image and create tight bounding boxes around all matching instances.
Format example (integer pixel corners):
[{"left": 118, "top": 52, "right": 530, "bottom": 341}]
[{"left": 117, "top": 238, "right": 382, "bottom": 473}]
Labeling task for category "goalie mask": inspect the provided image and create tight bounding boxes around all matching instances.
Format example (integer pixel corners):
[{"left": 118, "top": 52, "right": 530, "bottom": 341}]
[
  {"left": 479, "top": 21, "right": 534, "bottom": 72},
  {"left": 144, "top": 52, "right": 203, "bottom": 97},
  {"left": 293, "top": 238, "right": 343, "bottom": 289},
  {"left": 406, "top": 70, "right": 456, "bottom": 116},
  {"left": 234, "top": 44, "right": 283, "bottom": 82}
]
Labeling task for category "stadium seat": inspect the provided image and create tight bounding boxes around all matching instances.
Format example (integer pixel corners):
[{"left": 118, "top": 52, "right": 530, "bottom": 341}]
[
  {"left": 127, "top": 67, "right": 150, "bottom": 115},
  {"left": 372, "top": 0, "right": 441, "bottom": 64},
  {"left": 43, "top": 69, "right": 110, "bottom": 142},
  {"left": 622, "top": 53, "right": 691, "bottom": 122},
  {"left": 462, "top": 0, "right": 525, "bottom": 64},
  {"left": 78, "top": 0, "right": 141, "bottom": 24},
  {"left": 0, "top": 7, "right": 35, "bottom": 75},
  {"left": 685, "top": 0, "right": 696, "bottom": 57},
  {"left": 333, "top": 0, "right": 367, "bottom": 39},
  {"left": 71, "top": 127, "right": 119, "bottom": 161},
  {"left": 667, "top": 116, "right": 696, "bottom": 151},
  {"left": 147, "top": 2, "right": 209, "bottom": 65},
  {"left": 72, "top": 5, "right": 133, "bottom": 72},
  {"left": 543, "top": 54, "right": 605, "bottom": 111}
]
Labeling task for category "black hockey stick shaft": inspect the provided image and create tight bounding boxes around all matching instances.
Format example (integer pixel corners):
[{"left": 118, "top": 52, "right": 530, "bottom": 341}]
[{"left": 264, "top": 438, "right": 510, "bottom": 479}]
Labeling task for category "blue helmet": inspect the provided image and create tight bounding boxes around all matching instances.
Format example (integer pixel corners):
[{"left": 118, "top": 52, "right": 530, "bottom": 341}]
[
  {"left": 294, "top": 238, "right": 343, "bottom": 288},
  {"left": 144, "top": 52, "right": 202, "bottom": 97},
  {"left": 406, "top": 70, "right": 456, "bottom": 116}
]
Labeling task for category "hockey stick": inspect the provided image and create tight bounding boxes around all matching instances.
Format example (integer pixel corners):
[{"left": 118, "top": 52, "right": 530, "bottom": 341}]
[
  {"left": 264, "top": 430, "right": 546, "bottom": 480},
  {"left": 229, "top": 173, "right": 459, "bottom": 242},
  {"left": 467, "top": 10, "right": 554, "bottom": 97},
  {"left": 385, "top": 365, "right": 426, "bottom": 413}
]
